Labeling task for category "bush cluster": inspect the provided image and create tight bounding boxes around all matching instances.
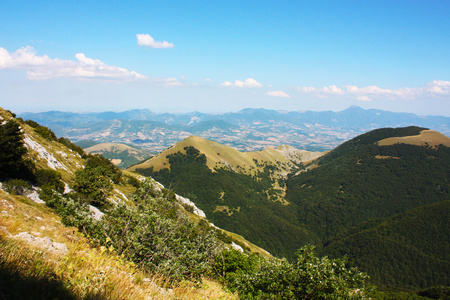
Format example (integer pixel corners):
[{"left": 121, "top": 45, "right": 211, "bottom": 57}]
[
  {"left": 46, "top": 179, "right": 222, "bottom": 283},
  {"left": 216, "top": 246, "right": 371, "bottom": 299}
]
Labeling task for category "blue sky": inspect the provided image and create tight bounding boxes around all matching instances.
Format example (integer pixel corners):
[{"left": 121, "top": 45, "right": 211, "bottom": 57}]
[{"left": 0, "top": 0, "right": 449, "bottom": 116}]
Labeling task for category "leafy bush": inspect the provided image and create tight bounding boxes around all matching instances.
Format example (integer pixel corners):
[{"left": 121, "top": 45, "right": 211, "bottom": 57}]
[
  {"left": 34, "top": 169, "right": 65, "bottom": 202},
  {"left": 58, "top": 137, "right": 85, "bottom": 157},
  {"left": 32, "top": 123, "right": 58, "bottom": 141},
  {"left": 230, "top": 246, "right": 372, "bottom": 299},
  {"left": 35, "top": 169, "right": 64, "bottom": 193},
  {"left": 3, "top": 179, "right": 31, "bottom": 195},
  {"left": 46, "top": 180, "right": 222, "bottom": 283},
  {"left": 126, "top": 176, "right": 141, "bottom": 188},
  {"left": 85, "top": 154, "right": 122, "bottom": 184},
  {"left": 72, "top": 167, "right": 113, "bottom": 207}
]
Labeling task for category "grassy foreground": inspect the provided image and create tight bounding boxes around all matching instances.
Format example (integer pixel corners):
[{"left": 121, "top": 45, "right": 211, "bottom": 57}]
[{"left": 0, "top": 191, "right": 237, "bottom": 299}]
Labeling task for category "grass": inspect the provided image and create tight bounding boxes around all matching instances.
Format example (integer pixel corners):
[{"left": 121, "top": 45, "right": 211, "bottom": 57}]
[
  {"left": 377, "top": 130, "right": 450, "bottom": 148},
  {"left": 0, "top": 190, "right": 237, "bottom": 299}
]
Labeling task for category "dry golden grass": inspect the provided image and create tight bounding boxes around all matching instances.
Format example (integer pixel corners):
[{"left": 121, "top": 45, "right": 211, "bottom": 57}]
[
  {"left": 377, "top": 130, "right": 450, "bottom": 148},
  {"left": 128, "top": 135, "right": 323, "bottom": 177}
]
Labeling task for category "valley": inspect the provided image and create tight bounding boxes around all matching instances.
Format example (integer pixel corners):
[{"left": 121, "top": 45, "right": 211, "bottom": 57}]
[{"left": 19, "top": 106, "right": 450, "bottom": 154}]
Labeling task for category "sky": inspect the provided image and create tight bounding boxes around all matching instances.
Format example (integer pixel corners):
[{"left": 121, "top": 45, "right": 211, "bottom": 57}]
[{"left": 0, "top": 0, "right": 449, "bottom": 116}]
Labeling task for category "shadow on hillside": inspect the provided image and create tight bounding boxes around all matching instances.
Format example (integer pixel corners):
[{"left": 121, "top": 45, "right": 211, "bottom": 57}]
[
  {"left": 0, "top": 236, "right": 107, "bottom": 300},
  {"left": 0, "top": 266, "right": 77, "bottom": 300}
]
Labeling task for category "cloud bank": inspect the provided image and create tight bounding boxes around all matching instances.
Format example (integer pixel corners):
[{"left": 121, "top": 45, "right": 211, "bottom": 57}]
[
  {"left": 0, "top": 46, "right": 147, "bottom": 81},
  {"left": 136, "top": 34, "right": 174, "bottom": 48},
  {"left": 221, "top": 78, "right": 263, "bottom": 88},
  {"left": 297, "top": 81, "right": 450, "bottom": 101}
]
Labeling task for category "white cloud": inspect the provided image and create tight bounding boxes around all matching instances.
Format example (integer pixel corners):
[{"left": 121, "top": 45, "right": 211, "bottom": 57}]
[
  {"left": 298, "top": 86, "right": 316, "bottom": 93},
  {"left": 322, "top": 85, "right": 344, "bottom": 95},
  {"left": 297, "top": 81, "right": 450, "bottom": 101},
  {"left": 136, "top": 34, "right": 174, "bottom": 48},
  {"left": 265, "top": 90, "right": 290, "bottom": 98},
  {"left": 0, "top": 46, "right": 147, "bottom": 81},
  {"left": 424, "top": 80, "right": 450, "bottom": 95},
  {"left": 220, "top": 78, "right": 263, "bottom": 88},
  {"left": 205, "top": 78, "right": 213, "bottom": 82},
  {"left": 220, "top": 81, "right": 234, "bottom": 87},
  {"left": 356, "top": 95, "right": 372, "bottom": 102}
]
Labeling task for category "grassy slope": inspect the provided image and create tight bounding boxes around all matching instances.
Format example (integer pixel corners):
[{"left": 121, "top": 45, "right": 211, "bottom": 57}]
[
  {"left": 377, "top": 129, "right": 450, "bottom": 147},
  {"left": 0, "top": 191, "right": 237, "bottom": 299},
  {"left": 85, "top": 142, "right": 153, "bottom": 168},
  {"left": 0, "top": 108, "right": 238, "bottom": 299},
  {"left": 128, "top": 135, "right": 323, "bottom": 176}
]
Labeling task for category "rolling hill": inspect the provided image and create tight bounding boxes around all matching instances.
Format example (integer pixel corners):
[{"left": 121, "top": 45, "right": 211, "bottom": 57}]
[
  {"left": 131, "top": 137, "right": 325, "bottom": 258},
  {"left": 84, "top": 142, "right": 153, "bottom": 169}
]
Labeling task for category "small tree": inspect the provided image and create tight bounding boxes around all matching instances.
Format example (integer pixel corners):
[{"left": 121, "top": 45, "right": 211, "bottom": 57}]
[{"left": 0, "top": 120, "right": 34, "bottom": 180}]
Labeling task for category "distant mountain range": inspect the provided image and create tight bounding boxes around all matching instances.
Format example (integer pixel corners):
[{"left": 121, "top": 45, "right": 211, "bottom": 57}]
[{"left": 19, "top": 106, "right": 450, "bottom": 153}]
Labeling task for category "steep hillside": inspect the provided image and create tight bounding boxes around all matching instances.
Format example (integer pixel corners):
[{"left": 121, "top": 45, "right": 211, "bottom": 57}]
[
  {"left": 84, "top": 142, "right": 153, "bottom": 169},
  {"left": 285, "top": 126, "right": 449, "bottom": 289},
  {"left": 0, "top": 108, "right": 247, "bottom": 298},
  {"left": 132, "top": 142, "right": 322, "bottom": 259},
  {"left": 286, "top": 126, "right": 450, "bottom": 241}
]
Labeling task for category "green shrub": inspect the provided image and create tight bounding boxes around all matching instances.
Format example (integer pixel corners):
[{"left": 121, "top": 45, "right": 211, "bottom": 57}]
[
  {"left": 3, "top": 179, "right": 31, "bottom": 195},
  {"left": 85, "top": 154, "right": 122, "bottom": 184},
  {"left": 35, "top": 169, "right": 64, "bottom": 193},
  {"left": 126, "top": 176, "right": 140, "bottom": 189},
  {"left": 72, "top": 167, "right": 113, "bottom": 207},
  {"left": 58, "top": 137, "right": 85, "bottom": 157},
  {"left": 33, "top": 125, "right": 58, "bottom": 141},
  {"left": 46, "top": 180, "right": 222, "bottom": 283},
  {"left": 227, "top": 245, "right": 372, "bottom": 299}
]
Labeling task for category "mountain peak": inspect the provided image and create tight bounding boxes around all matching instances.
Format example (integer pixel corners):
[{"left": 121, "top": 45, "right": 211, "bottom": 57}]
[{"left": 343, "top": 105, "right": 364, "bottom": 112}]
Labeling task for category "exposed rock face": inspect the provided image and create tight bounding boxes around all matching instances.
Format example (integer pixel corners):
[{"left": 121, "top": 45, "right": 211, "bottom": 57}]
[
  {"left": 23, "top": 134, "right": 68, "bottom": 170},
  {"left": 14, "top": 232, "right": 68, "bottom": 255},
  {"left": 176, "top": 194, "right": 206, "bottom": 218},
  {"left": 89, "top": 205, "right": 104, "bottom": 221}
]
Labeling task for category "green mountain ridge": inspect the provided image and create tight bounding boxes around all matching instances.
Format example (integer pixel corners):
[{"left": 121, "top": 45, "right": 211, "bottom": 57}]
[{"left": 133, "top": 125, "right": 450, "bottom": 291}]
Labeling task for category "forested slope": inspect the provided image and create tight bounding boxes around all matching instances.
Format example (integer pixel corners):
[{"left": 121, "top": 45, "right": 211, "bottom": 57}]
[{"left": 324, "top": 200, "right": 450, "bottom": 289}]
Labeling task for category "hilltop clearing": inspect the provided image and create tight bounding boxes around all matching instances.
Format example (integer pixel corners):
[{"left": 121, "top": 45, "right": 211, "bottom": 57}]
[{"left": 377, "top": 129, "right": 450, "bottom": 148}]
